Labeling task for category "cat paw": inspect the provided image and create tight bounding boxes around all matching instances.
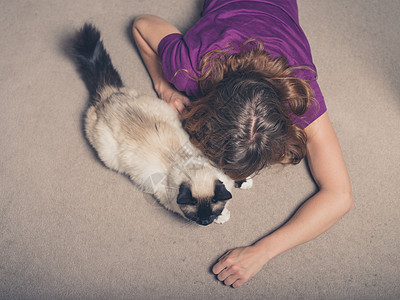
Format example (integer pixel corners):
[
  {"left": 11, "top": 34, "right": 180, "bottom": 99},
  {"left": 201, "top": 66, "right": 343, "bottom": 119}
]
[
  {"left": 235, "top": 177, "right": 253, "bottom": 189},
  {"left": 214, "top": 207, "right": 230, "bottom": 224}
]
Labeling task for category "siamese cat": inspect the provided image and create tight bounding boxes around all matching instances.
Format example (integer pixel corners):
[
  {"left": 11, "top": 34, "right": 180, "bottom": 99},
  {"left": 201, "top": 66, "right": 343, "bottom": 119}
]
[{"left": 72, "top": 23, "right": 235, "bottom": 225}]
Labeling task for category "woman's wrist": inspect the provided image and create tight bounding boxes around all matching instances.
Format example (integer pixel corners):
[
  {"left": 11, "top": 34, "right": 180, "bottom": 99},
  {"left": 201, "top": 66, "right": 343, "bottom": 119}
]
[
  {"left": 154, "top": 78, "right": 170, "bottom": 98},
  {"left": 252, "top": 233, "right": 287, "bottom": 264},
  {"left": 251, "top": 239, "right": 274, "bottom": 265}
]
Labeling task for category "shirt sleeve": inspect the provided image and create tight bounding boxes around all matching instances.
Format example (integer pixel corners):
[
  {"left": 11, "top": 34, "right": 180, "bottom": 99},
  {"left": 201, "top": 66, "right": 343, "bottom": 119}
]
[
  {"left": 290, "top": 79, "right": 327, "bottom": 129},
  {"left": 157, "top": 33, "right": 200, "bottom": 98}
]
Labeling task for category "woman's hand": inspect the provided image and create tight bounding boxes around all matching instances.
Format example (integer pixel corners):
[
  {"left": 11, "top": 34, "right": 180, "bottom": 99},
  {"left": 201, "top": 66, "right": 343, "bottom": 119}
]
[
  {"left": 212, "top": 245, "right": 269, "bottom": 288},
  {"left": 157, "top": 83, "right": 191, "bottom": 116}
]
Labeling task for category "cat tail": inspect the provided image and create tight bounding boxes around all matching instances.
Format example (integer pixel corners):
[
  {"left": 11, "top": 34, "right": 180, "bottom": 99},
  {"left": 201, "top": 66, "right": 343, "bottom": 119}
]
[{"left": 73, "top": 23, "right": 123, "bottom": 99}]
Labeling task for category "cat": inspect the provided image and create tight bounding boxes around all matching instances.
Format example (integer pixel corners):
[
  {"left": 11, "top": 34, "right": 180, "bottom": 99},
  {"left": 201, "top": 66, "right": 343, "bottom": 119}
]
[{"left": 72, "top": 23, "right": 235, "bottom": 226}]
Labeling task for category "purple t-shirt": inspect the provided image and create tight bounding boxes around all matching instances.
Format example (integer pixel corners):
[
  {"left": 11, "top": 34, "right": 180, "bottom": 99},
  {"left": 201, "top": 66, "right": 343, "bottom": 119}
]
[{"left": 158, "top": 0, "right": 326, "bottom": 128}]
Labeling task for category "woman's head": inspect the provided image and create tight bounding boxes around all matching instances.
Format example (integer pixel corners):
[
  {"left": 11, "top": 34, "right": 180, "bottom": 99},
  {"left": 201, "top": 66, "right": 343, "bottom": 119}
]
[{"left": 183, "top": 42, "right": 311, "bottom": 180}]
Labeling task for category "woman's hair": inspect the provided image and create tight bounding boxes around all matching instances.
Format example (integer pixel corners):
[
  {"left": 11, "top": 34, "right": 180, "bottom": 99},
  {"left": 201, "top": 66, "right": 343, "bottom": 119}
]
[{"left": 182, "top": 40, "right": 313, "bottom": 180}]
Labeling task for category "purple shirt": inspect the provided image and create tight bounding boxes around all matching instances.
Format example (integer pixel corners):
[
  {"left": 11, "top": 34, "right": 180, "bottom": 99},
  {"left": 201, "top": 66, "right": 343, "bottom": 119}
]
[{"left": 158, "top": 0, "right": 326, "bottom": 128}]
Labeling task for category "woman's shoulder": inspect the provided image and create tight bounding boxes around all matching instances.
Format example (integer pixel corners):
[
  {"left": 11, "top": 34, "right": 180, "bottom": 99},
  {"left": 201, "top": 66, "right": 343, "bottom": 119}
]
[{"left": 291, "top": 80, "right": 327, "bottom": 129}]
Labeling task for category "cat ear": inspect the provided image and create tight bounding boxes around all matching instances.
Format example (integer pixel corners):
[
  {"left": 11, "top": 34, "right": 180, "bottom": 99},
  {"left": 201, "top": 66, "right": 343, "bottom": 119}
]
[
  {"left": 214, "top": 180, "right": 232, "bottom": 201},
  {"left": 177, "top": 183, "right": 194, "bottom": 205}
]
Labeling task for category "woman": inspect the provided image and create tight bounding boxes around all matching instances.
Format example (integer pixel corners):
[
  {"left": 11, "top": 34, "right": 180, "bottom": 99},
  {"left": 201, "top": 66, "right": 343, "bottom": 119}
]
[{"left": 132, "top": 0, "right": 353, "bottom": 288}]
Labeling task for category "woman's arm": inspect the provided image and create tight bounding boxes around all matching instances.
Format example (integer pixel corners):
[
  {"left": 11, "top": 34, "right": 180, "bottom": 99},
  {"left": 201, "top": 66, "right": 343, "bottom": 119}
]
[
  {"left": 132, "top": 14, "right": 190, "bottom": 114},
  {"left": 212, "top": 112, "right": 354, "bottom": 288}
]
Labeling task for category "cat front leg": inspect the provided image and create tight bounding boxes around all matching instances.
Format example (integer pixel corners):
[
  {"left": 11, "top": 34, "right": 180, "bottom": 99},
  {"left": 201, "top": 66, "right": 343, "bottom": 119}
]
[{"left": 234, "top": 177, "right": 254, "bottom": 190}]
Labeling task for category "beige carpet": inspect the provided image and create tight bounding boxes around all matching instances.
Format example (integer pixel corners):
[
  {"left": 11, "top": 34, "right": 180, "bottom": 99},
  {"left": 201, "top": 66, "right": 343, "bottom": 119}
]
[{"left": 1, "top": 0, "right": 399, "bottom": 299}]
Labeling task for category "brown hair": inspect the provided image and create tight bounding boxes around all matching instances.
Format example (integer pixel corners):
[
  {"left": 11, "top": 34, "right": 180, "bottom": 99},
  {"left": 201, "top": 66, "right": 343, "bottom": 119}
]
[{"left": 182, "top": 41, "right": 313, "bottom": 180}]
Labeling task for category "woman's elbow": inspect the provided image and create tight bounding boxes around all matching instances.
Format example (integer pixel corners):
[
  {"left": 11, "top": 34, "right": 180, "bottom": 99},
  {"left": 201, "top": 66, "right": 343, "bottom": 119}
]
[
  {"left": 340, "top": 189, "right": 354, "bottom": 215},
  {"left": 132, "top": 14, "right": 157, "bottom": 34},
  {"left": 133, "top": 15, "right": 147, "bottom": 31},
  {"left": 324, "top": 186, "right": 354, "bottom": 216}
]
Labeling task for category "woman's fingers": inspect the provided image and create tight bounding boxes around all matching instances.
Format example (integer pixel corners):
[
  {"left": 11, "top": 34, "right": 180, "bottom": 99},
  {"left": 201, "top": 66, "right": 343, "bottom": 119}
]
[
  {"left": 180, "top": 95, "right": 191, "bottom": 107},
  {"left": 163, "top": 89, "right": 190, "bottom": 117},
  {"left": 212, "top": 250, "right": 232, "bottom": 274},
  {"left": 171, "top": 98, "right": 186, "bottom": 114},
  {"left": 223, "top": 274, "right": 240, "bottom": 286},
  {"left": 232, "top": 278, "right": 246, "bottom": 288},
  {"left": 216, "top": 260, "right": 244, "bottom": 286},
  {"left": 212, "top": 246, "right": 269, "bottom": 288}
]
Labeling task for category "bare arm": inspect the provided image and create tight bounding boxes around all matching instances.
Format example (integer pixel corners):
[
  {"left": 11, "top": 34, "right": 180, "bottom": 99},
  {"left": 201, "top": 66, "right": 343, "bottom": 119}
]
[
  {"left": 212, "top": 112, "right": 354, "bottom": 288},
  {"left": 132, "top": 14, "right": 190, "bottom": 114}
]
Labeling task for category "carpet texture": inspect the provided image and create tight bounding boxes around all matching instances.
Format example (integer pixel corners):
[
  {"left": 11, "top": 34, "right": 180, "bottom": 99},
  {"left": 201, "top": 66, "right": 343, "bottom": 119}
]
[{"left": 1, "top": 0, "right": 399, "bottom": 299}]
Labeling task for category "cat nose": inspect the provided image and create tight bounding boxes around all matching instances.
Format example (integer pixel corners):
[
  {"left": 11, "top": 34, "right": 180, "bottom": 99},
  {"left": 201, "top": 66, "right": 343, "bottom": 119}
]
[{"left": 198, "top": 219, "right": 212, "bottom": 226}]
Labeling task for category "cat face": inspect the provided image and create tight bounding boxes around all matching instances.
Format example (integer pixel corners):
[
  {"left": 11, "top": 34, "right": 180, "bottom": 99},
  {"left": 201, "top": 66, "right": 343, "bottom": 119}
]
[{"left": 177, "top": 180, "right": 232, "bottom": 226}]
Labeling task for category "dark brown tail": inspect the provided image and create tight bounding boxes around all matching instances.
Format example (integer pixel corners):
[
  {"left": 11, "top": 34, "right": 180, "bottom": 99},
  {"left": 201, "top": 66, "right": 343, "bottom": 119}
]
[{"left": 73, "top": 23, "right": 123, "bottom": 98}]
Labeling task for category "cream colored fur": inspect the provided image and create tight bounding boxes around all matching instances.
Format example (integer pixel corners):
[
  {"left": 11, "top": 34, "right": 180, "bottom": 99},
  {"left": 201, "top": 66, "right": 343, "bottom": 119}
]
[{"left": 84, "top": 86, "right": 234, "bottom": 223}]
